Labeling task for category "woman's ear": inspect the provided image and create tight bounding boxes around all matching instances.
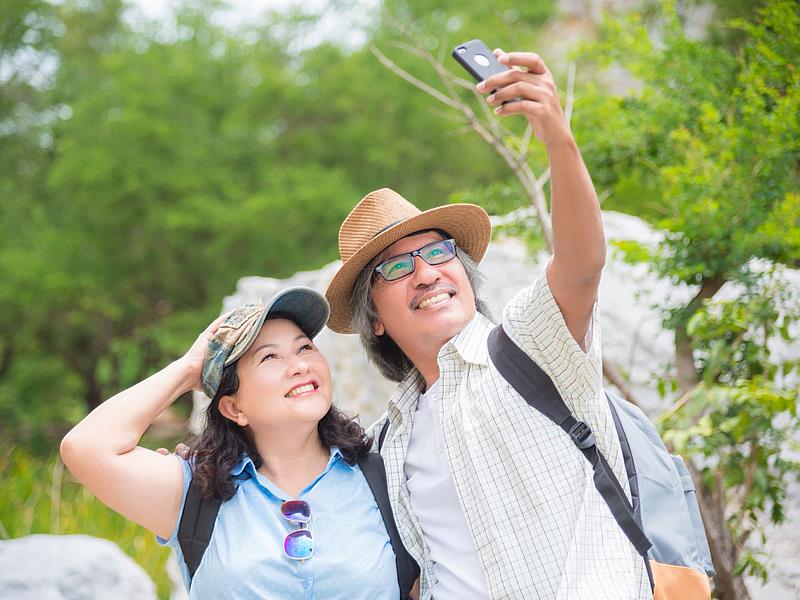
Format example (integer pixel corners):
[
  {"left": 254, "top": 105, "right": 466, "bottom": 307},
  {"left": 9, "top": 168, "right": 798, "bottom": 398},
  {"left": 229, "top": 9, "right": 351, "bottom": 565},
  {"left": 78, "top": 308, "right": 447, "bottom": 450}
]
[
  {"left": 218, "top": 395, "right": 248, "bottom": 427},
  {"left": 372, "top": 320, "right": 385, "bottom": 336}
]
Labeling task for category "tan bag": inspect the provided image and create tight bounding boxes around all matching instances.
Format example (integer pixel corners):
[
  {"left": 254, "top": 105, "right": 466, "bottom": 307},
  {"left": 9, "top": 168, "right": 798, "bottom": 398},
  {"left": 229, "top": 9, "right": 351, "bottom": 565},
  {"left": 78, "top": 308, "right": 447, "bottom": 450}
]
[{"left": 651, "top": 561, "right": 711, "bottom": 599}]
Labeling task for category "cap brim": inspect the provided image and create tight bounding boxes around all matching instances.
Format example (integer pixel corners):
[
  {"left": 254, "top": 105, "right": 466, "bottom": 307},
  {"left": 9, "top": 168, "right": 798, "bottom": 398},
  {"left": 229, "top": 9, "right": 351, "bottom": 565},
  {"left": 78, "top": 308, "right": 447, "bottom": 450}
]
[
  {"left": 224, "top": 287, "right": 330, "bottom": 366},
  {"left": 325, "top": 203, "right": 491, "bottom": 334}
]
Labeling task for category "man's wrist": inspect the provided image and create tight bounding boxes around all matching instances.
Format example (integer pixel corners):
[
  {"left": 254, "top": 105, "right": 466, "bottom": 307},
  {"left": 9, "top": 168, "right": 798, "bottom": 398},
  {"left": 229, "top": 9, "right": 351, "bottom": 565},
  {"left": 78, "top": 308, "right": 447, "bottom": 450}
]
[{"left": 544, "top": 130, "right": 578, "bottom": 156}]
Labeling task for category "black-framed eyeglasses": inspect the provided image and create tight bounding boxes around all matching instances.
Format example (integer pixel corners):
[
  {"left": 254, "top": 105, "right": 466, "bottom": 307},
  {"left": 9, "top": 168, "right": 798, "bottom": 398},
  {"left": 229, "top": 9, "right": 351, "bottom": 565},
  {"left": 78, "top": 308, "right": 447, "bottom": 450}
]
[{"left": 373, "top": 238, "right": 458, "bottom": 282}]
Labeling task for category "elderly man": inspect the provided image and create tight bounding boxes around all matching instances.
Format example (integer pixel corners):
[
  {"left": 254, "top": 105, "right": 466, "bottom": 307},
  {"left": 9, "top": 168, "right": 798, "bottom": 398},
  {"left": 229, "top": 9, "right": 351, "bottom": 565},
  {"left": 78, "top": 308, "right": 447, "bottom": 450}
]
[{"left": 325, "top": 50, "right": 651, "bottom": 599}]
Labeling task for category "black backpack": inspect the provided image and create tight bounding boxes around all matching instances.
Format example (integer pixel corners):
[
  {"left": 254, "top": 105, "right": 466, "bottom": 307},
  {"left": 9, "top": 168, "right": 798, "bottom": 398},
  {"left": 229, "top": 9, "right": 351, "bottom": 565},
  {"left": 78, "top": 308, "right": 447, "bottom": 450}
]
[{"left": 177, "top": 449, "right": 419, "bottom": 598}]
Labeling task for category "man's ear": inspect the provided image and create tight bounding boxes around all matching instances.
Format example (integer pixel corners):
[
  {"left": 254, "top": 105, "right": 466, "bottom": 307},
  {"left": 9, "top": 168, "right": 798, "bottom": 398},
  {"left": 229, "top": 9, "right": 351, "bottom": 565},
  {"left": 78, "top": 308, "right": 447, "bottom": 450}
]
[
  {"left": 218, "top": 395, "right": 248, "bottom": 426},
  {"left": 372, "top": 320, "right": 385, "bottom": 336}
]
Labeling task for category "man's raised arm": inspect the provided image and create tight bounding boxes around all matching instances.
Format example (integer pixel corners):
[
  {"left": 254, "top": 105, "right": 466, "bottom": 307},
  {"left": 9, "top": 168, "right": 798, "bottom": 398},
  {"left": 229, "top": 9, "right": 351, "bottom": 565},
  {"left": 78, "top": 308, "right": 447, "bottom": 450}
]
[{"left": 477, "top": 51, "right": 605, "bottom": 348}]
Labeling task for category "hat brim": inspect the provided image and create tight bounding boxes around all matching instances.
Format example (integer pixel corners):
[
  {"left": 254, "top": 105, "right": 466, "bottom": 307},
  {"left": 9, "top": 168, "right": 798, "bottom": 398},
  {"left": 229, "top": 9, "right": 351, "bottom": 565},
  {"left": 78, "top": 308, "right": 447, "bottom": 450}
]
[
  {"left": 225, "top": 287, "right": 331, "bottom": 366},
  {"left": 325, "top": 204, "right": 491, "bottom": 334}
]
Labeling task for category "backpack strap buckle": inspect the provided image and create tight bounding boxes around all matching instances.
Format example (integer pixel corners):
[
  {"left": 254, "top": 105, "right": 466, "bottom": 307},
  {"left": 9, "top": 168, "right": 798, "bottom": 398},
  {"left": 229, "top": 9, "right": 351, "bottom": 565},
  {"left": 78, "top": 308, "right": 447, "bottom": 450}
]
[{"left": 568, "top": 420, "right": 596, "bottom": 450}]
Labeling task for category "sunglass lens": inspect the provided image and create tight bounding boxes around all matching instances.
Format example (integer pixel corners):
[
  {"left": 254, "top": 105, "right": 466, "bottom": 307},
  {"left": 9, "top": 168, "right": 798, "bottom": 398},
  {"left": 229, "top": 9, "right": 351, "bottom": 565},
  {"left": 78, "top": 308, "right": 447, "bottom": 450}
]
[
  {"left": 281, "top": 500, "right": 311, "bottom": 523},
  {"left": 284, "top": 529, "right": 314, "bottom": 560}
]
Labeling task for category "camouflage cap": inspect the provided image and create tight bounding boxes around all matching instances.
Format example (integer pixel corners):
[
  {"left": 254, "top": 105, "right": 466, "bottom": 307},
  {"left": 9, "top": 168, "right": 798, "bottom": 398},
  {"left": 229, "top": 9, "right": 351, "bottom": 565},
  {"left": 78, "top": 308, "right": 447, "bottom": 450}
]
[{"left": 200, "top": 286, "right": 330, "bottom": 400}]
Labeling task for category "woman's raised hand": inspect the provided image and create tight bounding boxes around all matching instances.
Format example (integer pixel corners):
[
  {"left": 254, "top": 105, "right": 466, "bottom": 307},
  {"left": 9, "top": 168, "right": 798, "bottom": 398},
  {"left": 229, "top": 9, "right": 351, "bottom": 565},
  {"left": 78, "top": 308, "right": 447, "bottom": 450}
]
[{"left": 178, "top": 312, "right": 230, "bottom": 392}]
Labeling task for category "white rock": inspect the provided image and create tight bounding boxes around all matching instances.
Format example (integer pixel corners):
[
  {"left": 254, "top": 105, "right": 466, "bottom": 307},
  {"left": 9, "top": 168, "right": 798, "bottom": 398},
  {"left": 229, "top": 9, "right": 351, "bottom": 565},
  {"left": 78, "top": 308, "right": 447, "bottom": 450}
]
[{"left": 0, "top": 534, "right": 157, "bottom": 600}]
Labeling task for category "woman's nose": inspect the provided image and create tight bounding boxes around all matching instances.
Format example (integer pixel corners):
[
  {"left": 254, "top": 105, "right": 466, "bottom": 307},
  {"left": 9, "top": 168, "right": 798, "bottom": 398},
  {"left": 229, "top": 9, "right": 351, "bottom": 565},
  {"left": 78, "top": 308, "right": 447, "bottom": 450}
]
[{"left": 287, "top": 355, "right": 310, "bottom": 376}]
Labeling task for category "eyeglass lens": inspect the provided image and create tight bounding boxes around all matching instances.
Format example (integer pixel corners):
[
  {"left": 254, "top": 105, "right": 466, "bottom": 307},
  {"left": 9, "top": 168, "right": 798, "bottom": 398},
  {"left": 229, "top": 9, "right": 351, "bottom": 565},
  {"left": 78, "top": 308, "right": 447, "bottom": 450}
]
[{"left": 376, "top": 239, "right": 456, "bottom": 281}]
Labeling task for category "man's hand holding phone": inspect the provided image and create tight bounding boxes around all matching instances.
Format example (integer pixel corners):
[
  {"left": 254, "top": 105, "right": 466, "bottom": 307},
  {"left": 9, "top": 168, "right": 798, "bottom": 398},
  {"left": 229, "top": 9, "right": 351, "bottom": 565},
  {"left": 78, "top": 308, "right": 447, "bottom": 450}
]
[{"left": 453, "top": 42, "right": 571, "bottom": 148}]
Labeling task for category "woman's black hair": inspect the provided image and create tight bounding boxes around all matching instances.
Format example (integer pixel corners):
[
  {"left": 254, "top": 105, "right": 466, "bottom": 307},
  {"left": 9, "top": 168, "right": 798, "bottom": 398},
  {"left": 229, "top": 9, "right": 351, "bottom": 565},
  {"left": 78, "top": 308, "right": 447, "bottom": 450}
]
[{"left": 188, "top": 318, "right": 372, "bottom": 501}]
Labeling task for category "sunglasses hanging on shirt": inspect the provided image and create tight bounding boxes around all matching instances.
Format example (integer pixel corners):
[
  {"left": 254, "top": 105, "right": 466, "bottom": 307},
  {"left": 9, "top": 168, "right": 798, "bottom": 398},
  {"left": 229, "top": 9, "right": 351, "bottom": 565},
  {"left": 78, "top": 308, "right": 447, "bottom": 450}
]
[{"left": 281, "top": 500, "right": 313, "bottom": 561}]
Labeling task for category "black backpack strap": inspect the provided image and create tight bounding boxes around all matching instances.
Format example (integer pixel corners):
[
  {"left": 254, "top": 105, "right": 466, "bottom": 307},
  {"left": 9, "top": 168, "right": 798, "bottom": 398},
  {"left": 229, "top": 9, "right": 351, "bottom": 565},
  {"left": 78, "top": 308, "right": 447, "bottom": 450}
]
[
  {"left": 487, "top": 325, "right": 653, "bottom": 563},
  {"left": 359, "top": 452, "right": 420, "bottom": 598},
  {"left": 178, "top": 477, "right": 222, "bottom": 583},
  {"left": 607, "top": 394, "right": 641, "bottom": 520},
  {"left": 378, "top": 418, "right": 391, "bottom": 452}
]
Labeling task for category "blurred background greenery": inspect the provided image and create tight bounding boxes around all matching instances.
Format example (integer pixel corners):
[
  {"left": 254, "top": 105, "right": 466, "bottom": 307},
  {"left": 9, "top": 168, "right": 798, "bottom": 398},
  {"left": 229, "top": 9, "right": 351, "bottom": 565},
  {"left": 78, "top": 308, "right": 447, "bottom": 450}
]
[{"left": 1, "top": 0, "right": 797, "bottom": 598}]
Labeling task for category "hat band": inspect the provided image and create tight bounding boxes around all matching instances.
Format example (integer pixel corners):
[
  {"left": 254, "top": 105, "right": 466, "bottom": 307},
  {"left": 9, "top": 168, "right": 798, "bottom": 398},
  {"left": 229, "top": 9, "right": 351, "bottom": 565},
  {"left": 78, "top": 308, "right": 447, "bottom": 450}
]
[{"left": 373, "top": 219, "right": 406, "bottom": 238}]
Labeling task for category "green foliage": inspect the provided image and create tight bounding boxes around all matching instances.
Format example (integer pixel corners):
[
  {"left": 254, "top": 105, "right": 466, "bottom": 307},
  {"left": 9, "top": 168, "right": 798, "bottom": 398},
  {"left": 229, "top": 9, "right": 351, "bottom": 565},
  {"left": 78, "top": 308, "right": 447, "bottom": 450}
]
[
  {"left": 663, "top": 377, "right": 799, "bottom": 581},
  {"left": 0, "top": 446, "right": 172, "bottom": 598},
  {"left": 576, "top": 1, "right": 800, "bottom": 589},
  {"left": 579, "top": 0, "right": 800, "bottom": 293},
  {"left": 661, "top": 277, "right": 800, "bottom": 583},
  {"left": 3, "top": 0, "right": 541, "bottom": 437},
  {"left": 686, "top": 281, "right": 799, "bottom": 384}
]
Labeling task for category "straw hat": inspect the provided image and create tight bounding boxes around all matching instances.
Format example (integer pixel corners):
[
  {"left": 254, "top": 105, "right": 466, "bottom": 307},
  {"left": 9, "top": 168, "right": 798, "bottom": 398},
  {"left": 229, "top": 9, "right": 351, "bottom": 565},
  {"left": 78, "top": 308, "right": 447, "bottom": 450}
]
[{"left": 325, "top": 188, "right": 491, "bottom": 333}]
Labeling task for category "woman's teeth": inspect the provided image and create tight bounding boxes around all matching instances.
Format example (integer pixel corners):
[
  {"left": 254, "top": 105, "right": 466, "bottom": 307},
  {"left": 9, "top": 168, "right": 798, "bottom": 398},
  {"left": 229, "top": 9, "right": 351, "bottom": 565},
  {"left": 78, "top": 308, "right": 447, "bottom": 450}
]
[{"left": 286, "top": 383, "right": 315, "bottom": 397}]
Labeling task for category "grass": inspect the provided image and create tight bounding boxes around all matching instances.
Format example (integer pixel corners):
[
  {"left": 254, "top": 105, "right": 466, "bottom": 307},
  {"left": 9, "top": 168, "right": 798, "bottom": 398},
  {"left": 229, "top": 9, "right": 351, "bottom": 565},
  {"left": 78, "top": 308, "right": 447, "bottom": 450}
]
[{"left": 0, "top": 443, "right": 174, "bottom": 599}]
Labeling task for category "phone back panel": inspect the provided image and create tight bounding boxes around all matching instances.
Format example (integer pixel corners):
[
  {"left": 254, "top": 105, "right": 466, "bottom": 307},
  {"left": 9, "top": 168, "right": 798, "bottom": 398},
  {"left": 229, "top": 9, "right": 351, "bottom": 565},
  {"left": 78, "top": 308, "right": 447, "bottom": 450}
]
[{"left": 452, "top": 39, "right": 509, "bottom": 82}]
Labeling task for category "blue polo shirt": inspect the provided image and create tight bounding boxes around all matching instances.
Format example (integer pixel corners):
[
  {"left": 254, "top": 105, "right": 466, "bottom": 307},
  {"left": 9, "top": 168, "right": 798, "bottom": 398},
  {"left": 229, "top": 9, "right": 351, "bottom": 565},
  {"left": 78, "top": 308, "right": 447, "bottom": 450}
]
[{"left": 159, "top": 448, "right": 399, "bottom": 599}]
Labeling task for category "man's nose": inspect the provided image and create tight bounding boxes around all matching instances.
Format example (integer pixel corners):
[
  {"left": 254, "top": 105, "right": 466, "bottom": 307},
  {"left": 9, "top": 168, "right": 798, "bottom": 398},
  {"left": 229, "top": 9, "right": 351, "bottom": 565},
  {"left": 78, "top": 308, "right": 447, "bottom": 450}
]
[{"left": 410, "top": 255, "right": 440, "bottom": 286}]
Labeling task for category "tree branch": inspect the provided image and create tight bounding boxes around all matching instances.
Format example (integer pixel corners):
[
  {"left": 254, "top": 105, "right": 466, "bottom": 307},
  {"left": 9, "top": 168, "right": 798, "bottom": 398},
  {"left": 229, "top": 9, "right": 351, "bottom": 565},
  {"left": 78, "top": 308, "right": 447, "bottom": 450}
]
[
  {"left": 368, "top": 45, "right": 461, "bottom": 110},
  {"left": 602, "top": 358, "right": 642, "bottom": 407},
  {"left": 375, "top": 12, "right": 555, "bottom": 251}
]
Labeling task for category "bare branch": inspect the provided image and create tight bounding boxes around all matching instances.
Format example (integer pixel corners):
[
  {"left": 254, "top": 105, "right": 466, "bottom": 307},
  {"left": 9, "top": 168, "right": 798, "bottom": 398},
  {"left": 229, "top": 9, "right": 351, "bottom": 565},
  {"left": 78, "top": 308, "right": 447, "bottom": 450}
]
[
  {"left": 602, "top": 358, "right": 642, "bottom": 407},
  {"left": 376, "top": 10, "right": 556, "bottom": 251},
  {"left": 565, "top": 62, "right": 577, "bottom": 126},
  {"left": 597, "top": 188, "right": 613, "bottom": 205},
  {"left": 520, "top": 161, "right": 554, "bottom": 247},
  {"left": 536, "top": 166, "right": 552, "bottom": 189},
  {"left": 657, "top": 383, "right": 701, "bottom": 423},
  {"left": 369, "top": 45, "right": 461, "bottom": 109},
  {"left": 517, "top": 123, "right": 533, "bottom": 164}
]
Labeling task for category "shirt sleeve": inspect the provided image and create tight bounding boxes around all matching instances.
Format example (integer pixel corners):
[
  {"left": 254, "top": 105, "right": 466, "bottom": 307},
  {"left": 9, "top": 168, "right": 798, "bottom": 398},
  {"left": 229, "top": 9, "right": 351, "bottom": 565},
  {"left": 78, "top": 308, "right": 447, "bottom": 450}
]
[
  {"left": 501, "top": 264, "right": 627, "bottom": 485},
  {"left": 156, "top": 456, "right": 193, "bottom": 546}
]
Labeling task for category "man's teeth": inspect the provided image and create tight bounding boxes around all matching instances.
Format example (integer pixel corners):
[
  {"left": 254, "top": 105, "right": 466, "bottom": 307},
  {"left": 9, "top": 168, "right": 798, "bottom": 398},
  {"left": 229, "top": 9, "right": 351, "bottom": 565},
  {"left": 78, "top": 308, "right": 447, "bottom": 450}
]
[
  {"left": 287, "top": 384, "right": 315, "bottom": 397},
  {"left": 417, "top": 293, "right": 450, "bottom": 309}
]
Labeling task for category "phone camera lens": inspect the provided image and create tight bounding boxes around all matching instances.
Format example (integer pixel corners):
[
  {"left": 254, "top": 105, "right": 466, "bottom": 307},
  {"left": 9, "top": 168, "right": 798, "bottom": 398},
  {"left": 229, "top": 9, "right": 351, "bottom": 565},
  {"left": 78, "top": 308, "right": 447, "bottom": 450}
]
[{"left": 457, "top": 47, "right": 466, "bottom": 54}]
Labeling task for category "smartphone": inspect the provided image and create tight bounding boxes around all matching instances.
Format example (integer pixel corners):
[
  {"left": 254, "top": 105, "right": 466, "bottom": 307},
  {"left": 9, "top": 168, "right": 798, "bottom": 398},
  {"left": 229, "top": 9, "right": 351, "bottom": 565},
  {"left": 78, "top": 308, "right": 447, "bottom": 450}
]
[{"left": 451, "top": 39, "right": 509, "bottom": 83}]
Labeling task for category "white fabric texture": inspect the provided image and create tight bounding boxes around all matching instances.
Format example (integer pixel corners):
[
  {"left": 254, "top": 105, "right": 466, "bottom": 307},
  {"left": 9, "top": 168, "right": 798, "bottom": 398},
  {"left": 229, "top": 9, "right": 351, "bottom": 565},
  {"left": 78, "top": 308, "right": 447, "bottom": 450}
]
[
  {"left": 404, "top": 380, "right": 490, "bottom": 599},
  {"left": 373, "top": 267, "right": 651, "bottom": 599}
]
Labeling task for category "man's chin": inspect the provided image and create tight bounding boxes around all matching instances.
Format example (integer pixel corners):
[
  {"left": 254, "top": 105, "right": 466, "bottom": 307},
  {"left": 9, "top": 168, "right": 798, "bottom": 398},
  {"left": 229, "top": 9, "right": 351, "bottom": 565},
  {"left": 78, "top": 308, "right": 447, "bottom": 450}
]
[{"left": 415, "top": 310, "right": 472, "bottom": 337}]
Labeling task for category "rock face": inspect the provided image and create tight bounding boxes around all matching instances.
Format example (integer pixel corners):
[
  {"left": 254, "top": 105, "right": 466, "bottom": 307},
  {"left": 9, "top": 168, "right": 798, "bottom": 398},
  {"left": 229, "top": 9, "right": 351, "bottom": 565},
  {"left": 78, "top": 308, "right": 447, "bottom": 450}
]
[
  {"left": 0, "top": 534, "right": 157, "bottom": 600},
  {"left": 192, "top": 210, "right": 799, "bottom": 599}
]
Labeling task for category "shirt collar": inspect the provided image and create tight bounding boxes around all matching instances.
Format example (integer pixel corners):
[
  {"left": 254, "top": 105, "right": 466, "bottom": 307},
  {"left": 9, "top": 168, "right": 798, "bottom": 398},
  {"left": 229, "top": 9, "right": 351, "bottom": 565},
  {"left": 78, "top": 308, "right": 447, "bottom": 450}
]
[
  {"left": 229, "top": 446, "right": 349, "bottom": 480},
  {"left": 386, "top": 311, "right": 494, "bottom": 422},
  {"left": 448, "top": 310, "right": 494, "bottom": 366},
  {"left": 387, "top": 369, "right": 425, "bottom": 423}
]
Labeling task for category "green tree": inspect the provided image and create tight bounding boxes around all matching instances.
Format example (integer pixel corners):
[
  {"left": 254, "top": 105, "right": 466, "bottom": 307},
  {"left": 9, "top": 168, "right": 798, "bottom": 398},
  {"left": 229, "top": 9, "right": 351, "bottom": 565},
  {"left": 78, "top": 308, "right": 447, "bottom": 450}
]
[
  {"left": 0, "top": 0, "right": 360, "bottom": 436},
  {"left": 575, "top": 2, "right": 800, "bottom": 597}
]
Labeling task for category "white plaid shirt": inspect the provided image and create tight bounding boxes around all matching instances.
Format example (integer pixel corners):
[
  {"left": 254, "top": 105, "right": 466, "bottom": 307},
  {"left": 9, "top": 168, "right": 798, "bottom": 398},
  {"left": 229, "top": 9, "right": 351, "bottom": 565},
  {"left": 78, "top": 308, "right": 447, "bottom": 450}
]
[{"left": 372, "top": 269, "right": 651, "bottom": 599}]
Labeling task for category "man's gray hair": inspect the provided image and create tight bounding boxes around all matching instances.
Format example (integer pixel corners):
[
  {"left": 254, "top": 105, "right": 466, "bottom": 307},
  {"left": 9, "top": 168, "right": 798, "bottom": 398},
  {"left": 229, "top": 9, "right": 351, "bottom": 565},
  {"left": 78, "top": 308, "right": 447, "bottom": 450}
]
[{"left": 350, "top": 238, "right": 493, "bottom": 382}]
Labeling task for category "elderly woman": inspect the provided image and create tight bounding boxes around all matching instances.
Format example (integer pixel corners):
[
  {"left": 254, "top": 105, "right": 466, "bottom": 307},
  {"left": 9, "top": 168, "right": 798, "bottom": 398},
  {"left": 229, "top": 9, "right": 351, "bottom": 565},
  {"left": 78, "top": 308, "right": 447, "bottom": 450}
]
[{"left": 60, "top": 287, "right": 417, "bottom": 599}]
